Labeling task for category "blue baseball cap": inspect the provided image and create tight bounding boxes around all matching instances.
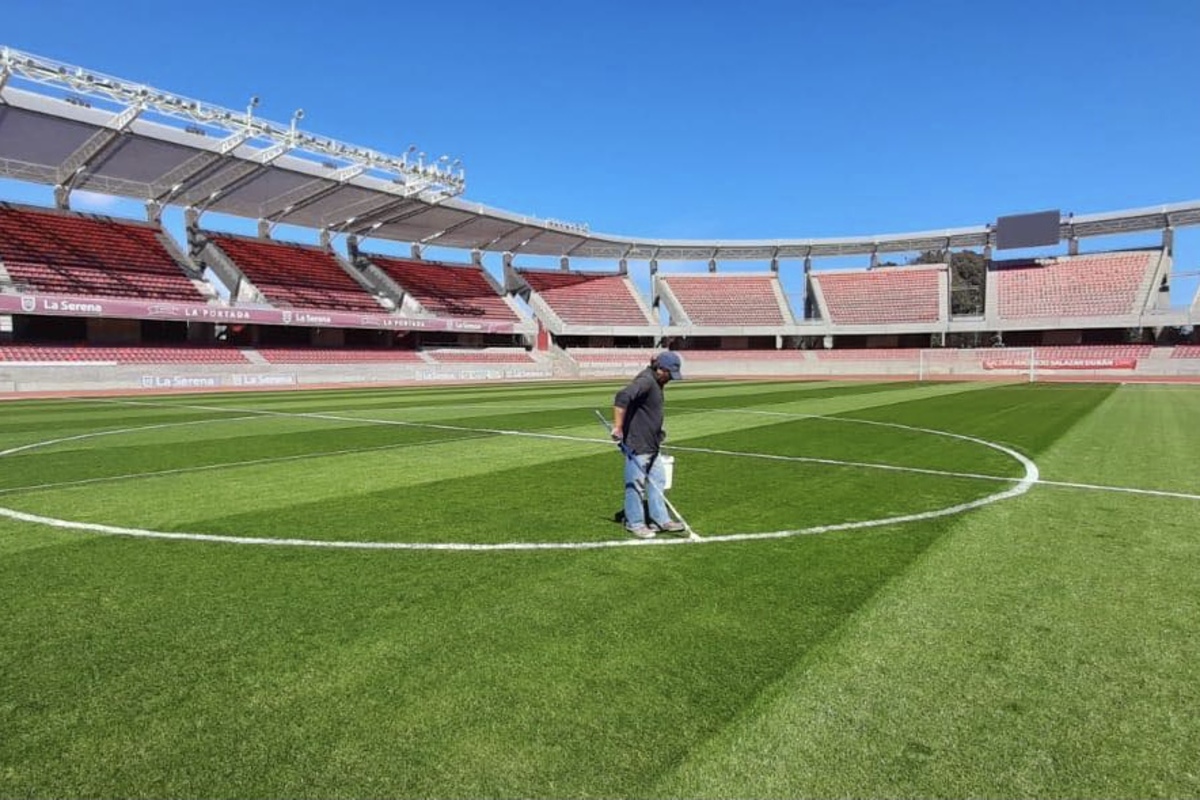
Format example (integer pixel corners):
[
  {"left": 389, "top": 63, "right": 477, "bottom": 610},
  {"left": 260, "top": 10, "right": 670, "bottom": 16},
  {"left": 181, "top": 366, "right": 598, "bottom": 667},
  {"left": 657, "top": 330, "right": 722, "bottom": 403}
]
[{"left": 655, "top": 350, "right": 683, "bottom": 380}]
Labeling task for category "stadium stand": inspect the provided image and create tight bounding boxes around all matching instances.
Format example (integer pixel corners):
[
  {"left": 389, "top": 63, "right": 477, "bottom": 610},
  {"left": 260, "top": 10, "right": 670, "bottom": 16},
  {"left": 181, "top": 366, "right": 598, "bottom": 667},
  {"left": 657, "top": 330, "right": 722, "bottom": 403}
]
[
  {"left": 812, "top": 348, "right": 922, "bottom": 360},
  {"left": 561, "top": 348, "right": 659, "bottom": 376},
  {"left": 679, "top": 349, "right": 804, "bottom": 361},
  {"left": 203, "top": 232, "right": 383, "bottom": 312},
  {"left": 810, "top": 265, "right": 944, "bottom": 325},
  {"left": 2, "top": 48, "right": 1198, "bottom": 395},
  {"left": 255, "top": 348, "right": 427, "bottom": 364},
  {"left": 364, "top": 254, "right": 521, "bottom": 322},
  {"left": 0, "top": 203, "right": 207, "bottom": 301},
  {"left": 426, "top": 348, "right": 536, "bottom": 364},
  {"left": 1033, "top": 344, "right": 1152, "bottom": 361},
  {"left": 515, "top": 269, "right": 653, "bottom": 325},
  {"left": 0, "top": 345, "right": 250, "bottom": 364},
  {"left": 567, "top": 347, "right": 656, "bottom": 363},
  {"left": 657, "top": 273, "right": 791, "bottom": 326},
  {"left": 991, "top": 250, "right": 1159, "bottom": 319}
]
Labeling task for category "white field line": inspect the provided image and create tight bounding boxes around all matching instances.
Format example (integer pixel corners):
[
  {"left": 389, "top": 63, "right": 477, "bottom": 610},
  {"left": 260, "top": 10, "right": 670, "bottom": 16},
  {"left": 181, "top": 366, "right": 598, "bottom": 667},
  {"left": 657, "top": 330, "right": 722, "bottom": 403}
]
[
  {"left": 693, "top": 407, "right": 1200, "bottom": 502},
  {"left": 1, "top": 399, "right": 1037, "bottom": 551},
  {"left": 1018, "top": 478, "right": 1200, "bottom": 502},
  {"left": 0, "top": 432, "right": 493, "bottom": 496},
  {"left": 77, "top": 397, "right": 1020, "bottom": 480},
  {"left": 4, "top": 397, "right": 1192, "bottom": 551},
  {"left": 0, "top": 415, "right": 261, "bottom": 457},
  {"left": 41, "top": 398, "right": 1200, "bottom": 503},
  {"left": 77, "top": 396, "right": 605, "bottom": 448}
]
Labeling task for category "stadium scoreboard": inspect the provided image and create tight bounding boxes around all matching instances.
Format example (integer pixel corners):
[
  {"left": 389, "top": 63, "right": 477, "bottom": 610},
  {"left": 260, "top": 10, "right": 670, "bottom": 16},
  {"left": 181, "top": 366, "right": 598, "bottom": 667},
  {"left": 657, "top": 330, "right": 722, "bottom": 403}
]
[{"left": 995, "top": 209, "right": 1061, "bottom": 250}]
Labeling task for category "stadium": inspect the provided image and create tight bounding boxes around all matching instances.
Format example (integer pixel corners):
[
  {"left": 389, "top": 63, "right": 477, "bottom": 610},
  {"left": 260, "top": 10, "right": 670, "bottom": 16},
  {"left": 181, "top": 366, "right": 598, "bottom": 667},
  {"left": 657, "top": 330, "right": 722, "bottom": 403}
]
[
  {"left": 0, "top": 47, "right": 1198, "bottom": 390},
  {"left": 2, "top": 28, "right": 1199, "bottom": 800}
]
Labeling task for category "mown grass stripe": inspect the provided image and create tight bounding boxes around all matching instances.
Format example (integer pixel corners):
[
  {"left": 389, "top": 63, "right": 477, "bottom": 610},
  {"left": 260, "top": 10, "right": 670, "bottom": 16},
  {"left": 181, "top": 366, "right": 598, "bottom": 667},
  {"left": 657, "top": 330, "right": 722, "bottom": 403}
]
[{"left": 655, "top": 384, "right": 1199, "bottom": 798}]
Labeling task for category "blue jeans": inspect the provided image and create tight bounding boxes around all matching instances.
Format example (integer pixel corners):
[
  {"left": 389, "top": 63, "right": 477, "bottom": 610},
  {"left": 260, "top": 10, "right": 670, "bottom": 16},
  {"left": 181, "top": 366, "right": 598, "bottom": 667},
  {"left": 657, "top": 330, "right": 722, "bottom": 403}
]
[{"left": 624, "top": 452, "right": 669, "bottom": 529}]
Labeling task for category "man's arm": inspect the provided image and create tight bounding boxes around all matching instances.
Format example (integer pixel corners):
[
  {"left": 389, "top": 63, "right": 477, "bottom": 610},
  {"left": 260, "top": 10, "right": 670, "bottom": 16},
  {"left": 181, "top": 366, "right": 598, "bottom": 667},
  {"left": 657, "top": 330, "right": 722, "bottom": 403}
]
[
  {"left": 612, "top": 374, "right": 647, "bottom": 441},
  {"left": 610, "top": 404, "right": 626, "bottom": 441}
]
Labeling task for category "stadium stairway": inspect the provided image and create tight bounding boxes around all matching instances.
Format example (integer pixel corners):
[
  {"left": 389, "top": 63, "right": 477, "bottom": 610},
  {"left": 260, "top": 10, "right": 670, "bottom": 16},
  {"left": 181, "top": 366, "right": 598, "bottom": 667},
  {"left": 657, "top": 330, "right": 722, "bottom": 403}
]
[
  {"left": 240, "top": 348, "right": 270, "bottom": 365},
  {"left": 544, "top": 344, "right": 582, "bottom": 378}
]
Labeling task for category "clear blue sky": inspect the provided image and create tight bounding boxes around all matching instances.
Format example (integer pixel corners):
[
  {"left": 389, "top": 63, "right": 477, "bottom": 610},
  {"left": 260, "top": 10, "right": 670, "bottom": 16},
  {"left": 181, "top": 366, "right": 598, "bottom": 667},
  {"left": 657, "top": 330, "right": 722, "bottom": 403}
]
[{"left": 2, "top": 0, "right": 1198, "bottom": 304}]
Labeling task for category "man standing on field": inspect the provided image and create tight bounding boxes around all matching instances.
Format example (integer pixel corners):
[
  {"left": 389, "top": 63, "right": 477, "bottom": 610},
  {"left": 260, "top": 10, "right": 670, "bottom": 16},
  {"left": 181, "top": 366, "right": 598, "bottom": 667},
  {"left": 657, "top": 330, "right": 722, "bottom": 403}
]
[{"left": 611, "top": 351, "right": 686, "bottom": 539}]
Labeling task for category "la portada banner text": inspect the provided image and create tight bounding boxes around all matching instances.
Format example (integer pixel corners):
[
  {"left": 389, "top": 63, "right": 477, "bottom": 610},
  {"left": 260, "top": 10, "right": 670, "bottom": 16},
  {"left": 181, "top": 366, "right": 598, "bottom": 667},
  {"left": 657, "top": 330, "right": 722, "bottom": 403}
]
[{"left": 0, "top": 293, "right": 518, "bottom": 334}]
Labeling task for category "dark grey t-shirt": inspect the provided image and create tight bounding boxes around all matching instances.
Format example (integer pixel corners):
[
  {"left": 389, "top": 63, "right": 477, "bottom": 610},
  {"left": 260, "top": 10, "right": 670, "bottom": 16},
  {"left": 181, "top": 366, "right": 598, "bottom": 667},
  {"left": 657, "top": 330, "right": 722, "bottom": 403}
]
[{"left": 614, "top": 368, "right": 665, "bottom": 456}]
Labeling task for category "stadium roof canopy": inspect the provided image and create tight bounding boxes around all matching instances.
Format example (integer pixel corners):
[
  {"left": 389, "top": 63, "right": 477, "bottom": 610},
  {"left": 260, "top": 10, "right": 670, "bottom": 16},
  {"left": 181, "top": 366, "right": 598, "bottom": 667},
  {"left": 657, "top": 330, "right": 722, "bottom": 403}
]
[{"left": 2, "top": 46, "right": 1199, "bottom": 262}]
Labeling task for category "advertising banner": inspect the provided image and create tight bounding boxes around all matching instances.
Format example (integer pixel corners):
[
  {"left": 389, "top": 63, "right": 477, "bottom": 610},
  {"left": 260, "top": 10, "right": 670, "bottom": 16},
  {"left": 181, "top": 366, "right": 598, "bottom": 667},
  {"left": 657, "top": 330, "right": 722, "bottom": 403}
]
[
  {"left": 982, "top": 357, "right": 1137, "bottom": 370},
  {"left": 0, "top": 293, "right": 517, "bottom": 334}
]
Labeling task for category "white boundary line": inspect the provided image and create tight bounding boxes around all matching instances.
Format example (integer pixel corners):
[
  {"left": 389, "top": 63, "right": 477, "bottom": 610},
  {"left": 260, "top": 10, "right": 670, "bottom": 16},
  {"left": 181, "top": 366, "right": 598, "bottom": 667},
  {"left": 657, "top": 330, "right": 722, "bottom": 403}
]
[
  {"left": 18, "top": 400, "right": 1190, "bottom": 501},
  {"left": 0, "top": 432, "right": 493, "bottom": 497},
  {"left": 697, "top": 408, "right": 1200, "bottom": 502},
  {"left": 0, "top": 399, "right": 1044, "bottom": 551},
  {"left": 0, "top": 415, "right": 262, "bottom": 457}
]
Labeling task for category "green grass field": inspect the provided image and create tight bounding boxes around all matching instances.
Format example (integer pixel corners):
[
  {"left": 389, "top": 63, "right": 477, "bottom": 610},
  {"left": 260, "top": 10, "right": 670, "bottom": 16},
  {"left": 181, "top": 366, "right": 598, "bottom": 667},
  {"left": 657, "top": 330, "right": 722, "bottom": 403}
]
[{"left": 1, "top": 379, "right": 1198, "bottom": 798}]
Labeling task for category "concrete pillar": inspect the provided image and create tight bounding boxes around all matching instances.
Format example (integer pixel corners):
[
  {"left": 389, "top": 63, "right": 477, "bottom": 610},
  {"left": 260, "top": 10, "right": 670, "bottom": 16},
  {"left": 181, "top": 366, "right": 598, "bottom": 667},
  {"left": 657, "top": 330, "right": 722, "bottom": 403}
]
[
  {"left": 649, "top": 259, "right": 658, "bottom": 275},
  {"left": 257, "top": 219, "right": 270, "bottom": 239},
  {"left": 707, "top": 259, "right": 717, "bottom": 273},
  {"left": 471, "top": 249, "right": 483, "bottom": 266},
  {"left": 560, "top": 256, "right": 570, "bottom": 270},
  {"left": 618, "top": 258, "right": 628, "bottom": 274},
  {"left": 53, "top": 185, "right": 70, "bottom": 210},
  {"left": 1163, "top": 227, "right": 1175, "bottom": 256},
  {"left": 410, "top": 244, "right": 423, "bottom": 260},
  {"left": 803, "top": 256, "right": 815, "bottom": 321},
  {"left": 319, "top": 229, "right": 331, "bottom": 249},
  {"left": 145, "top": 200, "right": 163, "bottom": 224}
]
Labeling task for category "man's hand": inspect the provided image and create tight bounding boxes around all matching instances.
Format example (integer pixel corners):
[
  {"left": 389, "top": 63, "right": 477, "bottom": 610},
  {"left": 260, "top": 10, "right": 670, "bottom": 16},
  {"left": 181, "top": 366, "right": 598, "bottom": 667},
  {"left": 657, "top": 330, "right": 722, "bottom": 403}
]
[{"left": 610, "top": 426, "right": 622, "bottom": 441}]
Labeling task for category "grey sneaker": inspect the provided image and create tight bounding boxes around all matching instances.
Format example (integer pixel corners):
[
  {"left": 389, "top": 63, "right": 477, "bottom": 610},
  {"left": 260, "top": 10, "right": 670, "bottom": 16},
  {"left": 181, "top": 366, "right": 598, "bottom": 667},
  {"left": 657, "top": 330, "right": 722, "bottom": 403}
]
[
  {"left": 626, "top": 524, "right": 656, "bottom": 539},
  {"left": 652, "top": 520, "right": 686, "bottom": 534}
]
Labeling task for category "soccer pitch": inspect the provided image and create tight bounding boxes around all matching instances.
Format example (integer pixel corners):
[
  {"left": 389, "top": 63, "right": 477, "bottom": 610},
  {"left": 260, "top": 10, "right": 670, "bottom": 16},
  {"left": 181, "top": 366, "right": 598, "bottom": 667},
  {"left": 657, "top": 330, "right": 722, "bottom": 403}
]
[{"left": 1, "top": 379, "right": 1197, "bottom": 798}]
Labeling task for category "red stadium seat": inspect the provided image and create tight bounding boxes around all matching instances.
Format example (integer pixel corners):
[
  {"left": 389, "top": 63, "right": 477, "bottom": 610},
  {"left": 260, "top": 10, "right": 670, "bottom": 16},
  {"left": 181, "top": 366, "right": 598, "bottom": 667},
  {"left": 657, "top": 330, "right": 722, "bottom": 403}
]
[
  {"left": 660, "top": 274, "right": 791, "bottom": 325},
  {"left": 366, "top": 254, "right": 520, "bottom": 322},
  {"left": 812, "top": 266, "right": 942, "bottom": 325},
  {"left": 993, "top": 251, "right": 1157, "bottom": 319},
  {"left": 517, "top": 269, "right": 652, "bottom": 325},
  {"left": 205, "top": 232, "right": 382, "bottom": 312},
  {"left": 0, "top": 204, "right": 205, "bottom": 301}
]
